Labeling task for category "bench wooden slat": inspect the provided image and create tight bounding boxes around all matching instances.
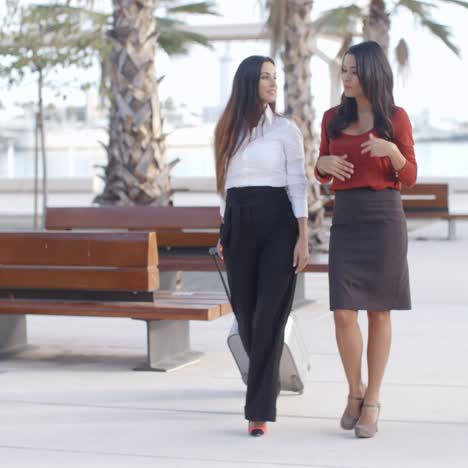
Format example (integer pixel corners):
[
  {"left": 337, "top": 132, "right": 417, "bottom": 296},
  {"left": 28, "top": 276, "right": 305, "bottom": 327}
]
[
  {"left": 0, "top": 297, "right": 231, "bottom": 321},
  {"left": 155, "top": 291, "right": 227, "bottom": 298},
  {"left": 0, "top": 232, "right": 157, "bottom": 268},
  {"left": 152, "top": 291, "right": 232, "bottom": 315},
  {"left": 158, "top": 255, "right": 328, "bottom": 272},
  {"left": 394, "top": 212, "right": 450, "bottom": 219},
  {"left": 0, "top": 232, "right": 159, "bottom": 291},
  {"left": 149, "top": 302, "right": 231, "bottom": 316},
  {"left": 321, "top": 183, "right": 451, "bottom": 217},
  {"left": 154, "top": 292, "right": 228, "bottom": 301},
  {"left": 156, "top": 231, "right": 219, "bottom": 248},
  {"left": 400, "top": 183, "right": 448, "bottom": 211},
  {"left": 46, "top": 206, "right": 222, "bottom": 230},
  {"left": 152, "top": 299, "right": 230, "bottom": 311},
  {"left": 0, "top": 267, "right": 158, "bottom": 291},
  {"left": 447, "top": 214, "right": 468, "bottom": 220}
]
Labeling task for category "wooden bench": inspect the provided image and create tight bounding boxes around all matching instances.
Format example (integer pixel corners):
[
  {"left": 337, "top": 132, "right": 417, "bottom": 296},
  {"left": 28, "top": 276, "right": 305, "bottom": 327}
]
[
  {"left": 45, "top": 206, "right": 328, "bottom": 270},
  {"left": 0, "top": 232, "right": 231, "bottom": 371},
  {"left": 322, "top": 183, "right": 467, "bottom": 240},
  {"left": 45, "top": 206, "right": 328, "bottom": 307},
  {"left": 401, "top": 183, "right": 468, "bottom": 240}
]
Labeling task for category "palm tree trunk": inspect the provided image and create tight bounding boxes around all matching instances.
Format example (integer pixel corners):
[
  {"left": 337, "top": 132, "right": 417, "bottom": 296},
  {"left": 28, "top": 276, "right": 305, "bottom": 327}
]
[
  {"left": 363, "top": 0, "right": 390, "bottom": 54},
  {"left": 95, "top": 0, "right": 173, "bottom": 206},
  {"left": 281, "top": 0, "right": 323, "bottom": 243}
]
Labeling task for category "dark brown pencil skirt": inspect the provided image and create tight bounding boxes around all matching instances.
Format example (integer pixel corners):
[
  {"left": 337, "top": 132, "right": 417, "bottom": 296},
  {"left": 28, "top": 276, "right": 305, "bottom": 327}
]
[{"left": 329, "top": 188, "right": 411, "bottom": 311}]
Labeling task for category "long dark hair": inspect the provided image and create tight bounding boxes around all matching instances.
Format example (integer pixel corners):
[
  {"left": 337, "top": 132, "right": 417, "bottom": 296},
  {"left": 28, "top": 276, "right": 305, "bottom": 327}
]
[
  {"left": 214, "top": 55, "right": 276, "bottom": 194},
  {"left": 328, "top": 41, "right": 395, "bottom": 140}
]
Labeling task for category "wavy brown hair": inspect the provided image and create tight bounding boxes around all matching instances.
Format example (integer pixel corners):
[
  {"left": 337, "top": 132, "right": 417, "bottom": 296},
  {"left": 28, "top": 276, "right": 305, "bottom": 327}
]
[
  {"left": 214, "top": 55, "right": 276, "bottom": 194},
  {"left": 328, "top": 41, "right": 395, "bottom": 141}
]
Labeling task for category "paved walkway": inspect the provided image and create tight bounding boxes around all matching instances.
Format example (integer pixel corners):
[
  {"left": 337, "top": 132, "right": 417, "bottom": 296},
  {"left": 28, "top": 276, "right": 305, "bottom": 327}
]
[{"left": 0, "top": 219, "right": 467, "bottom": 467}]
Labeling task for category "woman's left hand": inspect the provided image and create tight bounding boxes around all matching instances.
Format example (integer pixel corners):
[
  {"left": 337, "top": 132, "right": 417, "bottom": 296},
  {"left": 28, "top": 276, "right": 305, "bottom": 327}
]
[
  {"left": 293, "top": 236, "right": 309, "bottom": 274},
  {"left": 361, "top": 133, "right": 395, "bottom": 158}
]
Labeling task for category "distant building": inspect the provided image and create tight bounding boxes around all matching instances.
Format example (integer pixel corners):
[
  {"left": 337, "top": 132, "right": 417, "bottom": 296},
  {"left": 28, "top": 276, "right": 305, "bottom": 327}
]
[{"left": 202, "top": 105, "right": 223, "bottom": 123}]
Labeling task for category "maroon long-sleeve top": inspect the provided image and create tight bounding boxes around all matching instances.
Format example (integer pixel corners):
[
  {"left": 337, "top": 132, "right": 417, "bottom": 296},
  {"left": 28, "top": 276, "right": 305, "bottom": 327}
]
[{"left": 314, "top": 106, "right": 417, "bottom": 190}]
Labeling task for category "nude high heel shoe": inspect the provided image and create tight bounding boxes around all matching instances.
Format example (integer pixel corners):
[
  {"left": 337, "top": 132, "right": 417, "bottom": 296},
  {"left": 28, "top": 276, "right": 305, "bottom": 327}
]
[
  {"left": 354, "top": 402, "right": 381, "bottom": 438},
  {"left": 340, "top": 395, "right": 364, "bottom": 430}
]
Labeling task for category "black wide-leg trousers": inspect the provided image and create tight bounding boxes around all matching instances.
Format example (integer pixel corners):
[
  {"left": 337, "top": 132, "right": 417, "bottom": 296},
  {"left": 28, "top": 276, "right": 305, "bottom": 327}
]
[{"left": 221, "top": 186, "right": 298, "bottom": 422}]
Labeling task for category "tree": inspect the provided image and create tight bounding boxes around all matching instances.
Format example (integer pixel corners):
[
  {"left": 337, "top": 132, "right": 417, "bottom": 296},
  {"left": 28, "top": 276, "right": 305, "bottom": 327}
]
[
  {"left": 317, "top": 0, "right": 468, "bottom": 70},
  {"left": 312, "top": 5, "right": 360, "bottom": 105},
  {"left": 0, "top": 4, "right": 106, "bottom": 228},
  {"left": 266, "top": 0, "right": 325, "bottom": 246},
  {"left": 2, "top": 0, "right": 218, "bottom": 208},
  {"left": 363, "top": 0, "right": 390, "bottom": 54},
  {"left": 95, "top": 0, "right": 218, "bottom": 205}
]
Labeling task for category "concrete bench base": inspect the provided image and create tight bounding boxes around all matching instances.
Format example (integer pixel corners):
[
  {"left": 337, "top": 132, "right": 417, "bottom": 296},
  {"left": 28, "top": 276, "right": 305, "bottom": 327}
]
[
  {"left": 134, "top": 319, "right": 203, "bottom": 372},
  {"left": 0, "top": 315, "right": 28, "bottom": 355}
]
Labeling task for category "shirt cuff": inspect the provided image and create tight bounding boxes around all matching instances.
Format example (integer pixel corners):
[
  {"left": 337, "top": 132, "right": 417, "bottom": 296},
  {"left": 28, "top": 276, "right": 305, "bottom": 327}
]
[
  {"left": 395, "top": 160, "right": 416, "bottom": 188},
  {"left": 314, "top": 162, "right": 332, "bottom": 184},
  {"left": 219, "top": 195, "right": 226, "bottom": 218},
  {"left": 291, "top": 196, "right": 308, "bottom": 218}
]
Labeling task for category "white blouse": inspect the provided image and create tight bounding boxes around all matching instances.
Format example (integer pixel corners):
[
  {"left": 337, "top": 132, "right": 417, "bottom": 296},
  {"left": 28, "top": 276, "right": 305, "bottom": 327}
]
[{"left": 219, "top": 106, "right": 308, "bottom": 218}]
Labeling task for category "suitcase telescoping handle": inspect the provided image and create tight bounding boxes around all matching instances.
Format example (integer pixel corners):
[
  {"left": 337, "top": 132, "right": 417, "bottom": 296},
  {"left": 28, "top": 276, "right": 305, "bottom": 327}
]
[{"left": 208, "top": 247, "right": 232, "bottom": 304}]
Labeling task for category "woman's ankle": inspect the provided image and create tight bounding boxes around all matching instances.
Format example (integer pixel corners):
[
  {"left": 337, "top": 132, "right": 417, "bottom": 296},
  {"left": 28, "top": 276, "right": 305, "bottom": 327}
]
[
  {"left": 363, "top": 392, "right": 380, "bottom": 404},
  {"left": 349, "top": 382, "right": 366, "bottom": 397}
]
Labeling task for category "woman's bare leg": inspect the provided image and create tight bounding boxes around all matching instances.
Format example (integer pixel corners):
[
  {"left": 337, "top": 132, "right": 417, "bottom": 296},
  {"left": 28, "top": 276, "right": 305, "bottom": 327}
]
[
  {"left": 334, "top": 309, "right": 366, "bottom": 417},
  {"left": 360, "top": 310, "right": 392, "bottom": 424}
]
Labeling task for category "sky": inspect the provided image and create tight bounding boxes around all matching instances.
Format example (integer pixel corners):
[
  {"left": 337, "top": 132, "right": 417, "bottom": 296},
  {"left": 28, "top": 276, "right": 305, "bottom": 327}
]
[{"left": 1, "top": 0, "right": 468, "bottom": 127}]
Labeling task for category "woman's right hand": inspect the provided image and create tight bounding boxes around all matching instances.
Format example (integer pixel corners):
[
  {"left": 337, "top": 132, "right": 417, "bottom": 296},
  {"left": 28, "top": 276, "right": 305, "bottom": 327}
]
[
  {"left": 216, "top": 238, "right": 224, "bottom": 260},
  {"left": 316, "top": 155, "right": 354, "bottom": 181}
]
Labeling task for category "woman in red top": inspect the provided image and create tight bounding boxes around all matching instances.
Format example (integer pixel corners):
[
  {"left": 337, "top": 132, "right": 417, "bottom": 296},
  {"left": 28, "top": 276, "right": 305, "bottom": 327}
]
[{"left": 315, "top": 41, "right": 417, "bottom": 438}]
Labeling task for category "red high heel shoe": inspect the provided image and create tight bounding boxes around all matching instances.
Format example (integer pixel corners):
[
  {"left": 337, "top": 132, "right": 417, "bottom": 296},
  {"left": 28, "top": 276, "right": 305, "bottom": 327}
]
[{"left": 248, "top": 421, "right": 267, "bottom": 437}]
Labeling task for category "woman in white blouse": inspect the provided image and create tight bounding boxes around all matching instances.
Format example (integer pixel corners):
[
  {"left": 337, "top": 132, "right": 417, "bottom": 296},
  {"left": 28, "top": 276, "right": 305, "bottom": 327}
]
[{"left": 214, "top": 55, "right": 309, "bottom": 437}]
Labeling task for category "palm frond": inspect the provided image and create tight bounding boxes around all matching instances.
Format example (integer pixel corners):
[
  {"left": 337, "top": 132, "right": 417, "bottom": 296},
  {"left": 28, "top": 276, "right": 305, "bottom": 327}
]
[
  {"left": 158, "top": 28, "right": 212, "bottom": 56},
  {"left": 419, "top": 18, "right": 460, "bottom": 55},
  {"left": 164, "top": 1, "right": 219, "bottom": 16},
  {"left": 397, "top": 0, "right": 463, "bottom": 56},
  {"left": 394, "top": 0, "right": 437, "bottom": 18},
  {"left": 437, "top": 0, "right": 468, "bottom": 8},
  {"left": 157, "top": 16, "right": 212, "bottom": 55},
  {"left": 154, "top": 2, "right": 216, "bottom": 54},
  {"left": 314, "top": 5, "right": 363, "bottom": 36},
  {"left": 157, "top": 16, "right": 185, "bottom": 29}
]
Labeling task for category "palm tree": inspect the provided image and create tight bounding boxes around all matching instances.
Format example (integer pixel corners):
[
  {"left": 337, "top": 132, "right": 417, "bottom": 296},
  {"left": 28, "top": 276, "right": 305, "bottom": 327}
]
[
  {"left": 95, "top": 0, "right": 217, "bottom": 206},
  {"left": 317, "top": 1, "right": 468, "bottom": 71},
  {"left": 312, "top": 5, "right": 361, "bottom": 105},
  {"left": 266, "top": 0, "right": 324, "bottom": 245},
  {"left": 2, "top": 0, "right": 217, "bottom": 207},
  {"left": 363, "top": 0, "right": 390, "bottom": 54}
]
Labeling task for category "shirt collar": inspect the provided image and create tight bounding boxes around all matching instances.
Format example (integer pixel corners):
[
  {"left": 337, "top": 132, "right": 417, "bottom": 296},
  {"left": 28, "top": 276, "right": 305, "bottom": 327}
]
[
  {"left": 249, "top": 105, "right": 275, "bottom": 141},
  {"left": 264, "top": 105, "right": 274, "bottom": 126}
]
